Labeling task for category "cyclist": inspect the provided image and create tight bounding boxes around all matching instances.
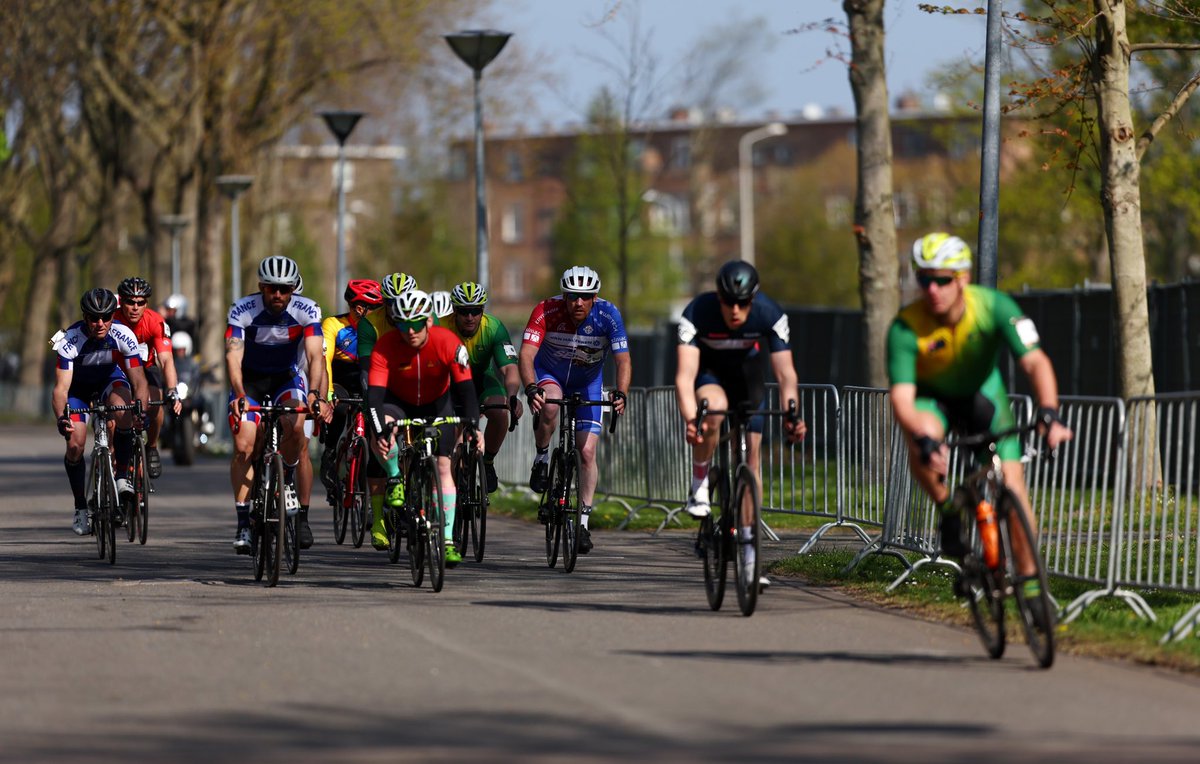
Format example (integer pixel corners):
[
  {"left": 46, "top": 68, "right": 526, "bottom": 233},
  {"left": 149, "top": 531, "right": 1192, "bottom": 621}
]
[
  {"left": 519, "top": 266, "right": 631, "bottom": 555},
  {"left": 52, "top": 289, "right": 151, "bottom": 535},
  {"left": 674, "top": 260, "right": 806, "bottom": 586},
  {"left": 319, "top": 279, "right": 384, "bottom": 500},
  {"left": 887, "top": 232, "right": 1073, "bottom": 601},
  {"left": 437, "top": 281, "right": 524, "bottom": 493},
  {"left": 365, "top": 290, "right": 482, "bottom": 564},
  {"left": 114, "top": 277, "right": 182, "bottom": 479},
  {"left": 430, "top": 290, "right": 454, "bottom": 319},
  {"left": 226, "top": 256, "right": 331, "bottom": 554},
  {"left": 161, "top": 293, "right": 197, "bottom": 339}
]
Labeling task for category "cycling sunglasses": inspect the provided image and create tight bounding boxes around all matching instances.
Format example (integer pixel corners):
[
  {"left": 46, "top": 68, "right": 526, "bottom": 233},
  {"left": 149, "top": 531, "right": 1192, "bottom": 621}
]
[
  {"left": 262, "top": 283, "right": 294, "bottom": 295},
  {"left": 122, "top": 298, "right": 148, "bottom": 306},
  {"left": 916, "top": 273, "right": 958, "bottom": 288},
  {"left": 85, "top": 311, "right": 115, "bottom": 323},
  {"left": 397, "top": 318, "right": 427, "bottom": 333},
  {"left": 455, "top": 306, "right": 484, "bottom": 316},
  {"left": 720, "top": 296, "right": 753, "bottom": 309},
  {"left": 563, "top": 291, "right": 595, "bottom": 302}
]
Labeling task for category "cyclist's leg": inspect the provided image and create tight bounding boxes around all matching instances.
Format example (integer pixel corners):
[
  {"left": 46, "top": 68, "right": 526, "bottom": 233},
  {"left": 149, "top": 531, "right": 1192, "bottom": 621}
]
[
  {"left": 369, "top": 398, "right": 407, "bottom": 507},
  {"left": 687, "top": 378, "right": 729, "bottom": 514},
  {"left": 479, "top": 372, "right": 509, "bottom": 455},
  {"left": 64, "top": 388, "right": 92, "bottom": 532},
  {"left": 529, "top": 366, "right": 562, "bottom": 492},
  {"left": 105, "top": 376, "right": 136, "bottom": 490},
  {"left": 144, "top": 365, "right": 165, "bottom": 449},
  {"left": 229, "top": 376, "right": 268, "bottom": 547}
]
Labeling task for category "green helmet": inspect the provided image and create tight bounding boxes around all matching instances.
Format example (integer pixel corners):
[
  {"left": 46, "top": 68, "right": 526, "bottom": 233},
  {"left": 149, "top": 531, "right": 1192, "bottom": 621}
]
[
  {"left": 912, "top": 233, "right": 972, "bottom": 271},
  {"left": 450, "top": 281, "right": 488, "bottom": 308},
  {"left": 381, "top": 272, "right": 418, "bottom": 299}
]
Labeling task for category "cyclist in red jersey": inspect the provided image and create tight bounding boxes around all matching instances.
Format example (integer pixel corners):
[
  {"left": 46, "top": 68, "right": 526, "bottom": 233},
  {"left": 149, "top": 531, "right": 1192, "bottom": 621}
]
[
  {"left": 366, "top": 290, "right": 482, "bottom": 563},
  {"left": 114, "top": 277, "right": 182, "bottom": 479}
]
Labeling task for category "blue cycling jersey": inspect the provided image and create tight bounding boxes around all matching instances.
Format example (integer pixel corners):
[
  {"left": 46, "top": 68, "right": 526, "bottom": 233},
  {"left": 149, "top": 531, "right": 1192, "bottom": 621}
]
[{"left": 226, "top": 294, "right": 322, "bottom": 375}]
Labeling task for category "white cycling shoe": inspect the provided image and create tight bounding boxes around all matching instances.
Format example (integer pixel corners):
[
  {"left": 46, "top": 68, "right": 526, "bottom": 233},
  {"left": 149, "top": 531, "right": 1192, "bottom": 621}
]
[
  {"left": 72, "top": 508, "right": 91, "bottom": 536},
  {"left": 684, "top": 487, "right": 711, "bottom": 518}
]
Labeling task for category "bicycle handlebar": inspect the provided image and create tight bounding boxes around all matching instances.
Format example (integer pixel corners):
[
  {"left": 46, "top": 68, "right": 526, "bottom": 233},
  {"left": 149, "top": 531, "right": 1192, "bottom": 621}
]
[
  {"left": 481, "top": 398, "right": 520, "bottom": 432},
  {"left": 532, "top": 395, "right": 621, "bottom": 434},
  {"left": 944, "top": 421, "right": 1040, "bottom": 449},
  {"left": 693, "top": 398, "right": 799, "bottom": 426}
]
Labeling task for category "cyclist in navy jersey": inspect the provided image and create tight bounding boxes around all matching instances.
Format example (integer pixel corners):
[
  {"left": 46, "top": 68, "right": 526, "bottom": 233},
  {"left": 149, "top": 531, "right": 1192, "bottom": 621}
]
[
  {"left": 52, "top": 289, "right": 152, "bottom": 536},
  {"left": 225, "top": 256, "right": 331, "bottom": 553},
  {"left": 519, "top": 266, "right": 631, "bottom": 554},
  {"left": 675, "top": 261, "right": 806, "bottom": 584}
]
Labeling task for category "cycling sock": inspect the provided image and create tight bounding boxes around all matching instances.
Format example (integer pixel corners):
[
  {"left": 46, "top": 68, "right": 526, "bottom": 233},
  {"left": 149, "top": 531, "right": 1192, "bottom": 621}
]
[
  {"left": 580, "top": 505, "right": 592, "bottom": 529},
  {"left": 378, "top": 444, "right": 401, "bottom": 479},
  {"left": 691, "top": 460, "right": 710, "bottom": 488},
  {"left": 484, "top": 451, "right": 497, "bottom": 464},
  {"left": 441, "top": 489, "right": 456, "bottom": 542},
  {"left": 534, "top": 447, "right": 549, "bottom": 464},
  {"left": 371, "top": 494, "right": 384, "bottom": 524},
  {"left": 299, "top": 505, "right": 309, "bottom": 522},
  {"left": 64, "top": 456, "right": 86, "bottom": 507},
  {"left": 284, "top": 459, "right": 298, "bottom": 485},
  {"left": 235, "top": 502, "right": 250, "bottom": 529},
  {"left": 114, "top": 427, "right": 134, "bottom": 477}
]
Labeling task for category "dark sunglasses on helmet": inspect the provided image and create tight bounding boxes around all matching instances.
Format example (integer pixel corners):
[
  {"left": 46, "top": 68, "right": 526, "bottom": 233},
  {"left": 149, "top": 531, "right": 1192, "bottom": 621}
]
[
  {"left": 916, "top": 273, "right": 957, "bottom": 288},
  {"left": 455, "top": 306, "right": 483, "bottom": 316},
  {"left": 85, "top": 311, "right": 114, "bottom": 323}
]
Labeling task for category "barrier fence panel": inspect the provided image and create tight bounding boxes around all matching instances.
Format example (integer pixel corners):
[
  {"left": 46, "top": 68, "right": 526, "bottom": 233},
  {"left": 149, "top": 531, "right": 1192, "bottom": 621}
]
[
  {"left": 638, "top": 387, "right": 691, "bottom": 530},
  {"left": 759, "top": 384, "right": 840, "bottom": 522},
  {"left": 595, "top": 388, "right": 652, "bottom": 520}
]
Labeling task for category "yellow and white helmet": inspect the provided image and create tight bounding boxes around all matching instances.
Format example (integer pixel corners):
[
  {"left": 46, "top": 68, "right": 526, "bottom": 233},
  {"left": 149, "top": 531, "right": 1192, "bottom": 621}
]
[{"left": 912, "top": 233, "right": 972, "bottom": 271}]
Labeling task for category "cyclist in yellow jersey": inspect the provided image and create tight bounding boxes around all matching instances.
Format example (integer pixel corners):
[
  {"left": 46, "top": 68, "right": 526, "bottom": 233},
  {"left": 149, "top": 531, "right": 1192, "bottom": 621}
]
[
  {"left": 887, "top": 233, "right": 1073, "bottom": 590},
  {"left": 437, "top": 282, "right": 524, "bottom": 492}
]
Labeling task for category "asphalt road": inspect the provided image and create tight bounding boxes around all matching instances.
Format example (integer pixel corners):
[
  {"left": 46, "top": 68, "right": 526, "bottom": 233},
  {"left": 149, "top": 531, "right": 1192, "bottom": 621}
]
[{"left": 3, "top": 425, "right": 1200, "bottom": 763}]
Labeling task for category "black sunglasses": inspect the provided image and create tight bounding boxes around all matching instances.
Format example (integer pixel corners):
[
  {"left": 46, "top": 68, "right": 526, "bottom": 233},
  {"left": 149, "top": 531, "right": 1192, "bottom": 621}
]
[
  {"left": 123, "top": 298, "right": 148, "bottom": 306},
  {"left": 85, "top": 311, "right": 114, "bottom": 323},
  {"left": 563, "top": 292, "right": 595, "bottom": 302},
  {"left": 916, "top": 273, "right": 957, "bottom": 288},
  {"left": 455, "top": 306, "right": 483, "bottom": 316},
  {"left": 720, "top": 296, "right": 753, "bottom": 309},
  {"left": 262, "top": 283, "right": 294, "bottom": 295}
]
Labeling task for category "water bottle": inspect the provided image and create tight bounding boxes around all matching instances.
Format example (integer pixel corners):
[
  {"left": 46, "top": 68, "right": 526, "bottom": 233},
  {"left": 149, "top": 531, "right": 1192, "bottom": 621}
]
[{"left": 976, "top": 500, "right": 1000, "bottom": 569}]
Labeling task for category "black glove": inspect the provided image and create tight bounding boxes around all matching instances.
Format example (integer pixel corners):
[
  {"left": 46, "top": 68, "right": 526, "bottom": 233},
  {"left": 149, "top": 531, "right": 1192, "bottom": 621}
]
[
  {"left": 914, "top": 435, "right": 940, "bottom": 466},
  {"left": 57, "top": 415, "right": 73, "bottom": 437},
  {"left": 610, "top": 390, "right": 627, "bottom": 410},
  {"left": 1038, "top": 406, "right": 1061, "bottom": 428},
  {"left": 525, "top": 383, "right": 544, "bottom": 406}
]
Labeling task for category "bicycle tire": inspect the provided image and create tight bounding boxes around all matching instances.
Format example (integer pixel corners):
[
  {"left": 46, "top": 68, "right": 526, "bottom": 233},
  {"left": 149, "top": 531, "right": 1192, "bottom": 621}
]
[
  {"left": 1001, "top": 488, "right": 1055, "bottom": 669},
  {"left": 95, "top": 452, "right": 114, "bottom": 563},
  {"left": 136, "top": 436, "right": 149, "bottom": 545},
  {"left": 424, "top": 463, "right": 446, "bottom": 592},
  {"left": 387, "top": 503, "right": 402, "bottom": 564},
  {"left": 408, "top": 465, "right": 426, "bottom": 587},
  {"left": 332, "top": 441, "right": 349, "bottom": 545},
  {"left": 543, "top": 451, "right": 562, "bottom": 568},
  {"left": 126, "top": 441, "right": 139, "bottom": 543},
  {"left": 251, "top": 470, "right": 266, "bottom": 581},
  {"left": 732, "top": 464, "right": 760, "bottom": 616},
  {"left": 103, "top": 467, "right": 117, "bottom": 565},
  {"left": 962, "top": 555, "right": 1006, "bottom": 659},
  {"left": 284, "top": 511, "right": 299, "bottom": 575},
  {"left": 561, "top": 454, "right": 581, "bottom": 574},
  {"left": 350, "top": 441, "right": 369, "bottom": 549},
  {"left": 701, "top": 466, "right": 728, "bottom": 611},
  {"left": 471, "top": 448, "right": 488, "bottom": 563},
  {"left": 263, "top": 453, "right": 285, "bottom": 587},
  {"left": 451, "top": 446, "right": 470, "bottom": 553}
]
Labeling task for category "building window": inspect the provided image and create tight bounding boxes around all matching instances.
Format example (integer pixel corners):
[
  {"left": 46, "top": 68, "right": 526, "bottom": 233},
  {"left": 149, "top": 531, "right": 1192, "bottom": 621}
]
[
  {"left": 825, "top": 195, "right": 852, "bottom": 228},
  {"left": 503, "top": 262, "right": 524, "bottom": 299},
  {"left": 504, "top": 149, "right": 523, "bottom": 182},
  {"left": 669, "top": 136, "right": 691, "bottom": 170},
  {"left": 501, "top": 203, "right": 524, "bottom": 244},
  {"left": 536, "top": 208, "right": 556, "bottom": 244},
  {"left": 448, "top": 147, "right": 468, "bottom": 181}
]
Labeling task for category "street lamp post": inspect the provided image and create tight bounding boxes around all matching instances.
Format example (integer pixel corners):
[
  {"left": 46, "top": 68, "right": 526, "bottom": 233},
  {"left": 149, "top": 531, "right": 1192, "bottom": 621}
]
[
  {"left": 159, "top": 214, "right": 191, "bottom": 297},
  {"left": 216, "top": 175, "right": 254, "bottom": 304},
  {"left": 738, "top": 122, "right": 787, "bottom": 266},
  {"left": 318, "top": 110, "right": 364, "bottom": 312},
  {"left": 445, "top": 29, "right": 512, "bottom": 292}
]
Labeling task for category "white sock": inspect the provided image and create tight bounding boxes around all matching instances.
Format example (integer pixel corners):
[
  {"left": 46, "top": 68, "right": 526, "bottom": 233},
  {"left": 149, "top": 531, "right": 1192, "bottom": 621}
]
[{"left": 581, "top": 505, "right": 591, "bottom": 529}]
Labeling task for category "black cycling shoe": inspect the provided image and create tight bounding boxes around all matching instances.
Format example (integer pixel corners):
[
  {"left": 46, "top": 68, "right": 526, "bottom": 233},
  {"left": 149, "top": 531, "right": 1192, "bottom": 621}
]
[
  {"left": 938, "top": 512, "right": 968, "bottom": 559},
  {"left": 537, "top": 504, "right": 551, "bottom": 525},
  {"left": 298, "top": 519, "right": 314, "bottom": 550},
  {"left": 529, "top": 460, "right": 549, "bottom": 493},
  {"left": 578, "top": 526, "right": 593, "bottom": 554},
  {"left": 485, "top": 462, "right": 499, "bottom": 494},
  {"left": 146, "top": 446, "right": 162, "bottom": 479}
]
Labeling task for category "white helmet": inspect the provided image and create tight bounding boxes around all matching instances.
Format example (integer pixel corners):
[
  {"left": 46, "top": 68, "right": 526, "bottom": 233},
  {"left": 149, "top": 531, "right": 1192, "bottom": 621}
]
[
  {"left": 257, "top": 255, "right": 301, "bottom": 287},
  {"left": 381, "top": 272, "right": 418, "bottom": 299},
  {"left": 172, "top": 331, "right": 193, "bottom": 356},
  {"left": 294, "top": 275, "right": 304, "bottom": 294},
  {"left": 560, "top": 266, "right": 601, "bottom": 294},
  {"left": 386, "top": 289, "right": 434, "bottom": 325},
  {"left": 430, "top": 290, "right": 454, "bottom": 318},
  {"left": 165, "top": 293, "right": 188, "bottom": 316},
  {"left": 912, "top": 233, "right": 972, "bottom": 271}
]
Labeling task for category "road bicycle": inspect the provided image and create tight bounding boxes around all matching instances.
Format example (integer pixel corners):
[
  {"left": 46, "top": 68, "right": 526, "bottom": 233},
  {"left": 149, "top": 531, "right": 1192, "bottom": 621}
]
[
  {"left": 238, "top": 399, "right": 316, "bottom": 587},
  {"left": 382, "top": 416, "right": 467, "bottom": 592},
  {"left": 452, "top": 399, "right": 518, "bottom": 563},
  {"left": 534, "top": 392, "right": 619, "bottom": 574},
  {"left": 124, "top": 399, "right": 166, "bottom": 546},
  {"left": 693, "top": 399, "right": 798, "bottom": 617},
  {"left": 328, "top": 395, "right": 370, "bottom": 548},
  {"left": 947, "top": 422, "right": 1056, "bottom": 668},
  {"left": 66, "top": 398, "right": 144, "bottom": 565}
]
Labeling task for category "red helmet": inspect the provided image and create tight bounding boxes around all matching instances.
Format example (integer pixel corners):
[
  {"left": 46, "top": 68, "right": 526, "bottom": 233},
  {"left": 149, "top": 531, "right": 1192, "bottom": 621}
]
[{"left": 345, "top": 279, "right": 384, "bottom": 307}]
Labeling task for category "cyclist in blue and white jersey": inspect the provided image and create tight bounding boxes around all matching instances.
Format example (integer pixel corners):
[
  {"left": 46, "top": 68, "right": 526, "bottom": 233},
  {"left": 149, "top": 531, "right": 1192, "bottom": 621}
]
[
  {"left": 518, "top": 266, "right": 631, "bottom": 554},
  {"left": 675, "top": 261, "right": 806, "bottom": 583},
  {"left": 225, "top": 256, "right": 331, "bottom": 553},
  {"left": 52, "top": 288, "right": 151, "bottom": 535}
]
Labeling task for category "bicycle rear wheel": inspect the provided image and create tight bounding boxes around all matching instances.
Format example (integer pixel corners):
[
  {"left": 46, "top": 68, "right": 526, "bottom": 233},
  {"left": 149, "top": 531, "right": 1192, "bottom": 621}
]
[
  {"left": 701, "top": 467, "right": 728, "bottom": 611},
  {"left": 543, "top": 451, "right": 562, "bottom": 568},
  {"left": 562, "top": 454, "right": 582, "bottom": 574},
  {"left": 135, "top": 437, "right": 149, "bottom": 545},
  {"left": 451, "top": 446, "right": 470, "bottom": 553},
  {"left": 472, "top": 452, "right": 488, "bottom": 562},
  {"left": 263, "top": 453, "right": 285, "bottom": 587},
  {"left": 1001, "top": 488, "right": 1055, "bottom": 669},
  {"left": 424, "top": 466, "right": 446, "bottom": 592},
  {"left": 732, "top": 464, "right": 760, "bottom": 616},
  {"left": 126, "top": 440, "right": 141, "bottom": 543},
  {"left": 350, "top": 442, "right": 369, "bottom": 549},
  {"left": 962, "top": 554, "right": 1006, "bottom": 659}
]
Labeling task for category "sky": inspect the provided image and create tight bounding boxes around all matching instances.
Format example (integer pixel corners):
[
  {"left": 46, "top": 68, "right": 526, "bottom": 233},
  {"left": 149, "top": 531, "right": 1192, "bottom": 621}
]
[{"left": 482, "top": 0, "right": 992, "bottom": 127}]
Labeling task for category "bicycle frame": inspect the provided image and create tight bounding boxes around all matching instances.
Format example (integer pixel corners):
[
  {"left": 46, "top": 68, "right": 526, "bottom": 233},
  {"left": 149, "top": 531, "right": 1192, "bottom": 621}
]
[{"left": 67, "top": 398, "right": 142, "bottom": 565}]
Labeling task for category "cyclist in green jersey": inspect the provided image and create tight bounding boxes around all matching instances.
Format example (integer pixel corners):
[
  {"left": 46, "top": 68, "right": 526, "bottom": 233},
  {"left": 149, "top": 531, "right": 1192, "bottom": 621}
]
[
  {"left": 438, "top": 281, "right": 524, "bottom": 493},
  {"left": 887, "top": 232, "right": 1073, "bottom": 582}
]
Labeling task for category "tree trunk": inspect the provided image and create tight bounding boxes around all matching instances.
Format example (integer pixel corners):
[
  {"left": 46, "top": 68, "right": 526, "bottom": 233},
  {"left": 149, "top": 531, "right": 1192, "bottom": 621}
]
[
  {"left": 16, "top": 248, "right": 63, "bottom": 415},
  {"left": 1093, "top": 0, "right": 1154, "bottom": 400},
  {"left": 845, "top": 0, "right": 899, "bottom": 388}
]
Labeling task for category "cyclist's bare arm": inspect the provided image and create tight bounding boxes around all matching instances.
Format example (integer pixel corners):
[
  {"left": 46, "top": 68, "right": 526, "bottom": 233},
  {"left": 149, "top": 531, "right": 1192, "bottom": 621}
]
[
  {"left": 156, "top": 341, "right": 183, "bottom": 414},
  {"left": 1018, "top": 348, "right": 1073, "bottom": 448},
  {"left": 500, "top": 363, "right": 525, "bottom": 419},
  {"left": 612, "top": 352, "right": 631, "bottom": 415},
  {"left": 225, "top": 334, "right": 246, "bottom": 406},
  {"left": 305, "top": 333, "right": 331, "bottom": 423},
  {"left": 517, "top": 342, "right": 543, "bottom": 413},
  {"left": 127, "top": 364, "right": 151, "bottom": 413},
  {"left": 769, "top": 349, "right": 806, "bottom": 442},
  {"left": 51, "top": 367, "right": 73, "bottom": 423},
  {"left": 675, "top": 345, "right": 702, "bottom": 441},
  {"left": 890, "top": 382, "right": 949, "bottom": 473}
]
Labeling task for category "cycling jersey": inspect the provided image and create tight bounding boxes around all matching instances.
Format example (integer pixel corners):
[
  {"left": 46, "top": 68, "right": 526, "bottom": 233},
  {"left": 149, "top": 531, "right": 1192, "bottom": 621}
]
[
  {"left": 114, "top": 307, "right": 172, "bottom": 368},
  {"left": 367, "top": 326, "right": 473, "bottom": 406},
  {"left": 225, "top": 293, "right": 322, "bottom": 375},
  {"left": 56, "top": 321, "right": 142, "bottom": 384},
  {"left": 322, "top": 312, "right": 364, "bottom": 393},
  {"left": 521, "top": 296, "right": 629, "bottom": 388},
  {"left": 437, "top": 313, "right": 516, "bottom": 398},
  {"left": 677, "top": 291, "right": 790, "bottom": 367}
]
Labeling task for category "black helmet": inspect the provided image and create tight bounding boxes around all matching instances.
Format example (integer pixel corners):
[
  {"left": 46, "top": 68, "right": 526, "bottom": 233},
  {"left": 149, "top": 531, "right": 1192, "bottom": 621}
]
[
  {"left": 117, "top": 277, "right": 153, "bottom": 299},
  {"left": 715, "top": 260, "right": 760, "bottom": 303},
  {"left": 80, "top": 288, "right": 119, "bottom": 315}
]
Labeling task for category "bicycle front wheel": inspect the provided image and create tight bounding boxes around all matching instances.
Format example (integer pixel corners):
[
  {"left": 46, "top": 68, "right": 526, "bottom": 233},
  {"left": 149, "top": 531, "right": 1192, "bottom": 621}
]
[
  {"left": 251, "top": 472, "right": 266, "bottom": 581},
  {"left": 701, "top": 467, "right": 728, "bottom": 611},
  {"left": 561, "top": 455, "right": 582, "bottom": 574},
  {"left": 96, "top": 453, "right": 116, "bottom": 564},
  {"left": 350, "top": 441, "right": 369, "bottom": 549},
  {"left": 332, "top": 443, "right": 349, "bottom": 545},
  {"left": 135, "top": 436, "right": 149, "bottom": 545},
  {"left": 284, "top": 512, "right": 299, "bottom": 575},
  {"left": 126, "top": 440, "right": 141, "bottom": 543},
  {"left": 1001, "top": 488, "right": 1055, "bottom": 669},
  {"left": 732, "top": 465, "right": 760, "bottom": 616},
  {"left": 423, "top": 465, "right": 446, "bottom": 592},
  {"left": 408, "top": 466, "right": 426, "bottom": 587},
  {"left": 263, "top": 453, "right": 285, "bottom": 587},
  {"left": 543, "top": 451, "right": 562, "bottom": 568}
]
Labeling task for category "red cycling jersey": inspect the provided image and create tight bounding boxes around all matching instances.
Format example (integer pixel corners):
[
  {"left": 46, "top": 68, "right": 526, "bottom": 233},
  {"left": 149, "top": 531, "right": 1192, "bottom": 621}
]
[
  {"left": 114, "top": 307, "right": 172, "bottom": 368},
  {"left": 368, "top": 325, "right": 472, "bottom": 405}
]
